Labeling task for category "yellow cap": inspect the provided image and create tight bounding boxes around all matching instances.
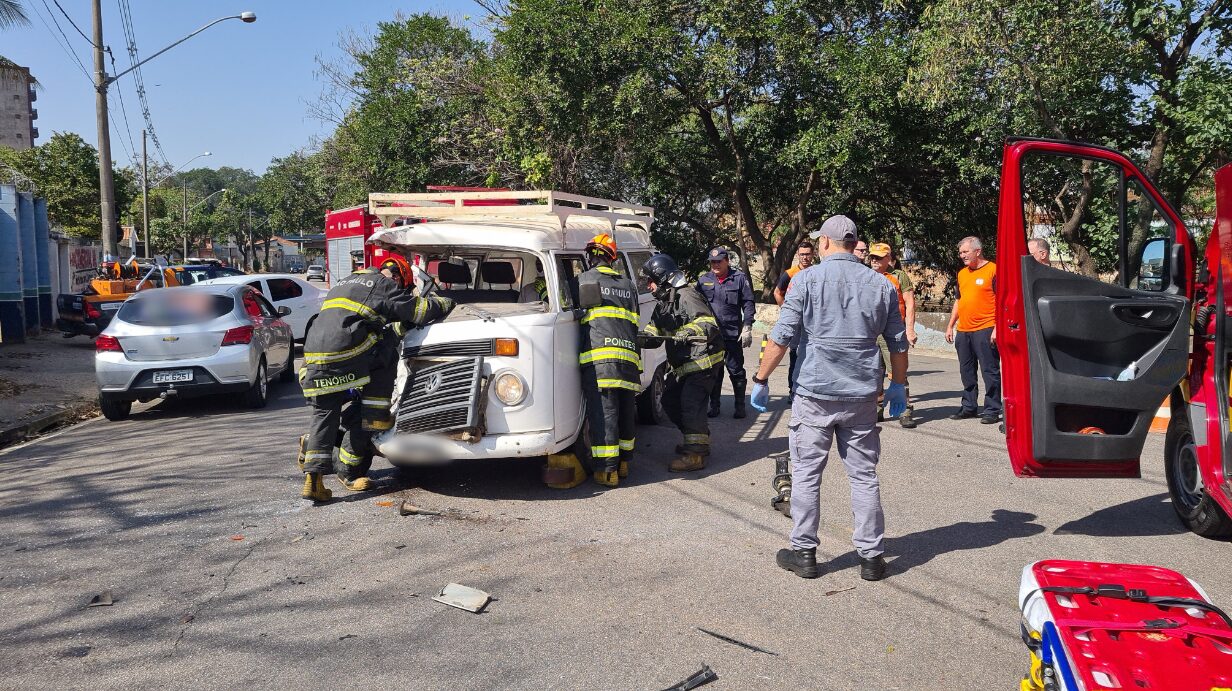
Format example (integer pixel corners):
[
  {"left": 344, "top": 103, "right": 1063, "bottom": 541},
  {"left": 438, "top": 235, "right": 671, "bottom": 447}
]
[{"left": 869, "top": 242, "right": 892, "bottom": 258}]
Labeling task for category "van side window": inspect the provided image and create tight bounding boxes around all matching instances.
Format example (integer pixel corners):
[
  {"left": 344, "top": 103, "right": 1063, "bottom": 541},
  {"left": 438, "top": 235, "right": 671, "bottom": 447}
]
[
  {"left": 555, "top": 255, "right": 586, "bottom": 309},
  {"left": 625, "top": 251, "right": 654, "bottom": 294}
]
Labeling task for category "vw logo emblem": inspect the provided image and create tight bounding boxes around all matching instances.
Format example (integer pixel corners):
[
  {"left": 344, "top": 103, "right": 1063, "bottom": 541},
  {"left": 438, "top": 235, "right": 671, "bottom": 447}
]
[{"left": 424, "top": 372, "right": 442, "bottom": 394}]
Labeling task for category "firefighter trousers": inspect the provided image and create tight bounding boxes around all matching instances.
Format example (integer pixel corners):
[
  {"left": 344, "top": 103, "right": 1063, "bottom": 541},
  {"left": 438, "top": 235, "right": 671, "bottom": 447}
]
[
  {"left": 360, "top": 336, "right": 400, "bottom": 431},
  {"left": 664, "top": 369, "right": 715, "bottom": 453},
  {"left": 583, "top": 383, "right": 637, "bottom": 473},
  {"left": 304, "top": 390, "right": 373, "bottom": 480}
]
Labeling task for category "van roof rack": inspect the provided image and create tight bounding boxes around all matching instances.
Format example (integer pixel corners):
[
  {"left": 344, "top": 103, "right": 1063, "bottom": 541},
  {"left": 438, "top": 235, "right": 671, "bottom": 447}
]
[{"left": 367, "top": 190, "right": 654, "bottom": 234}]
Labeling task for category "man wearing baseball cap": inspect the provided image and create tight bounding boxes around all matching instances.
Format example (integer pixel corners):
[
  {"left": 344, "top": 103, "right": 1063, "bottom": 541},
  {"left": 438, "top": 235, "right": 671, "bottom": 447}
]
[
  {"left": 868, "top": 242, "right": 918, "bottom": 428},
  {"left": 750, "top": 214, "right": 908, "bottom": 582},
  {"left": 697, "top": 246, "right": 756, "bottom": 419}
]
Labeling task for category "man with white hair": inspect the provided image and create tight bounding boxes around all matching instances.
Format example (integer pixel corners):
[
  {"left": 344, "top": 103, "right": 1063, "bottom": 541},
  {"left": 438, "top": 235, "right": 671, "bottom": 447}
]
[
  {"left": 1028, "top": 238, "right": 1051, "bottom": 266},
  {"left": 944, "top": 236, "right": 1001, "bottom": 424}
]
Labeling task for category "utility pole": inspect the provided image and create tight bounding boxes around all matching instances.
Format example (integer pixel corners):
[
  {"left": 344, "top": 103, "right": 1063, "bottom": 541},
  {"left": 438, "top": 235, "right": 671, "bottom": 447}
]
[
  {"left": 182, "top": 185, "right": 189, "bottom": 261},
  {"left": 141, "top": 130, "right": 149, "bottom": 259},
  {"left": 247, "top": 209, "right": 254, "bottom": 272},
  {"left": 92, "top": 0, "right": 117, "bottom": 258}
]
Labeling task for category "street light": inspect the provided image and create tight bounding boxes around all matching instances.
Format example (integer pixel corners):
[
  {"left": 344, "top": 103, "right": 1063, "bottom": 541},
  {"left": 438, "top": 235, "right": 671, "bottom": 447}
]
[
  {"left": 143, "top": 150, "right": 211, "bottom": 258},
  {"left": 93, "top": 6, "right": 257, "bottom": 257},
  {"left": 182, "top": 187, "right": 227, "bottom": 260}
]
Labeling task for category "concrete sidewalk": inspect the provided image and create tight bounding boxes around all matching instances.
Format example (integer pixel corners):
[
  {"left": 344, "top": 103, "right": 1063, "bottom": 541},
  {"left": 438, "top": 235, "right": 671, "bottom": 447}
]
[{"left": 0, "top": 333, "right": 98, "bottom": 448}]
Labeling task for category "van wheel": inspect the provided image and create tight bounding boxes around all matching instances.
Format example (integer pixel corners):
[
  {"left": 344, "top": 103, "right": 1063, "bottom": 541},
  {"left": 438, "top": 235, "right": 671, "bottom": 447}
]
[
  {"left": 1165, "top": 414, "right": 1232, "bottom": 538},
  {"left": 100, "top": 397, "right": 131, "bottom": 421},
  {"left": 279, "top": 346, "right": 295, "bottom": 383},
  {"left": 637, "top": 364, "right": 667, "bottom": 425},
  {"left": 245, "top": 360, "right": 269, "bottom": 409}
]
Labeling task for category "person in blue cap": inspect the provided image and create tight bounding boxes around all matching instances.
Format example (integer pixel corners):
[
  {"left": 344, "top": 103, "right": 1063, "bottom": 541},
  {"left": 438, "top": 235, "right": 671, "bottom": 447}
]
[{"left": 697, "top": 246, "right": 755, "bottom": 419}]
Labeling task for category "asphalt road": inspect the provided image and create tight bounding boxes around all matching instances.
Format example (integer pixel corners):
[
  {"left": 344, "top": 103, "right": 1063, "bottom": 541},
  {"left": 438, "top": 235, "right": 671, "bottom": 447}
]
[{"left": 0, "top": 351, "right": 1223, "bottom": 690}]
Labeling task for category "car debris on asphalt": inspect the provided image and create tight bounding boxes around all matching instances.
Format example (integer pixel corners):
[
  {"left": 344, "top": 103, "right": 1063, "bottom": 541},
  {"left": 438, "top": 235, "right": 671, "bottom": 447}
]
[
  {"left": 661, "top": 664, "right": 718, "bottom": 691},
  {"left": 695, "top": 627, "right": 777, "bottom": 656},
  {"left": 399, "top": 500, "right": 442, "bottom": 516},
  {"left": 86, "top": 591, "right": 114, "bottom": 607},
  {"left": 432, "top": 583, "right": 491, "bottom": 613}
]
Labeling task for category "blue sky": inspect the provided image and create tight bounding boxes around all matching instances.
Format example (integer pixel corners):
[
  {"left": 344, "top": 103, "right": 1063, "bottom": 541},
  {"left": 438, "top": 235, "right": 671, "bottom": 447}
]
[{"left": 5, "top": 1, "right": 486, "bottom": 174}]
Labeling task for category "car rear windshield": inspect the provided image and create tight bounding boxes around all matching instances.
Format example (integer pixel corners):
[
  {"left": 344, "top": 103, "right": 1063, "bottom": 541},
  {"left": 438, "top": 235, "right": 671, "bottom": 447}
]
[{"left": 117, "top": 293, "right": 234, "bottom": 326}]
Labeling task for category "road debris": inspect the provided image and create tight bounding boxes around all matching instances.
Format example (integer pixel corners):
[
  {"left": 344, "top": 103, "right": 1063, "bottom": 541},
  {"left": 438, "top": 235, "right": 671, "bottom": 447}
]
[
  {"left": 399, "top": 500, "right": 442, "bottom": 516},
  {"left": 825, "top": 586, "right": 856, "bottom": 596},
  {"left": 432, "top": 583, "right": 490, "bottom": 613},
  {"left": 230, "top": 535, "right": 245, "bottom": 541},
  {"left": 661, "top": 664, "right": 718, "bottom": 690},
  {"left": 375, "top": 500, "right": 394, "bottom": 507},
  {"left": 86, "top": 591, "right": 113, "bottom": 607},
  {"left": 290, "top": 534, "right": 307, "bottom": 544},
  {"left": 695, "top": 627, "right": 777, "bottom": 656}
]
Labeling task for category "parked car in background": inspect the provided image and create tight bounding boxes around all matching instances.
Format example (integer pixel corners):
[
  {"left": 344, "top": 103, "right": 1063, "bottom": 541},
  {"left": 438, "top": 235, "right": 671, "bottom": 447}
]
[
  {"left": 305, "top": 265, "right": 326, "bottom": 282},
  {"left": 94, "top": 284, "right": 295, "bottom": 421},
  {"left": 172, "top": 264, "right": 247, "bottom": 285},
  {"left": 196, "top": 273, "right": 325, "bottom": 340}
]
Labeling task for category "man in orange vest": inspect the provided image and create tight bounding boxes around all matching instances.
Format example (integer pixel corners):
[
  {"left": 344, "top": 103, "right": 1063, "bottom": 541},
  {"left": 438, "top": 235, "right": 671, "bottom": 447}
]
[
  {"left": 773, "top": 240, "right": 816, "bottom": 397},
  {"left": 869, "top": 242, "right": 918, "bottom": 428},
  {"left": 944, "top": 236, "right": 1001, "bottom": 424}
]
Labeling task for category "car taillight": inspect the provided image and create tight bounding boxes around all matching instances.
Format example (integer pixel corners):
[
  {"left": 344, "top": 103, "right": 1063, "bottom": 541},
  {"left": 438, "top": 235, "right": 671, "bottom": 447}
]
[
  {"left": 95, "top": 334, "right": 122, "bottom": 353},
  {"left": 221, "top": 325, "right": 254, "bottom": 346},
  {"left": 85, "top": 301, "right": 102, "bottom": 319}
]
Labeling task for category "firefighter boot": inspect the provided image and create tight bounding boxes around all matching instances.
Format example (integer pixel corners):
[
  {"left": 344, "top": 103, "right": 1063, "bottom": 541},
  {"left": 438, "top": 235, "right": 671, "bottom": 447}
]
[
  {"left": 543, "top": 452, "right": 586, "bottom": 489},
  {"left": 300, "top": 473, "right": 332, "bottom": 502},
  {"left": 733, "top": 380, "right": 747, "bottom": 419},
  {"left": 592, "top": 469, "right": 620, "bottom": 487},
  {"left": 618, "top": 453, "right": 631, "bottom": 479},
  {"left": 674, "top": 444, "right": 711, "bottom": 456},
  {"left": 296, "top": 434, "right": 308, "bottom": 472},
  {"left": 771, "top": 454, "right": 792, "bottom": 517},
  {"left": 669, "top": 453, "right": 706, "bottom": 472},
  {"left": 337, "top": 475, "right": 374, "bottom": 492}
]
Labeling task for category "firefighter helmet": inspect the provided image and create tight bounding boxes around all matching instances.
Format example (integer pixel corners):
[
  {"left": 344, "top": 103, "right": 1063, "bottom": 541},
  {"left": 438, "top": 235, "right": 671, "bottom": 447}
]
[
  {"left": 379, "top": 254, "right": 413, "bottom": 289},
  {"left": 639, "top": 253, "right": 687, "bottom": 298},
  {"left": 585, "top": 233, "right": 619, "bottom": 264}
]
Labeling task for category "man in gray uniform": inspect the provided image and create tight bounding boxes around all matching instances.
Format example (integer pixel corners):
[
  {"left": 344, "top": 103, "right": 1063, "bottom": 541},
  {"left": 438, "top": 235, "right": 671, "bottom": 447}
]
[{"left": 749, "top": 215, "right": 908, "bottom": 581}]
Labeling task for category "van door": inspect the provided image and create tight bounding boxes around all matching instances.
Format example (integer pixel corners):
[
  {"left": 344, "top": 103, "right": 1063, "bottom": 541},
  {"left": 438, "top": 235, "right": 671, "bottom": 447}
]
[
  {"left": 551, "top": 253, "right": 587, "bottom": 444},
  {"left": 622, "top": 250, "right": 664, "bottom": 390},
  {"left": 997, "top": 138, "right": 1195, "bottom": 478}
]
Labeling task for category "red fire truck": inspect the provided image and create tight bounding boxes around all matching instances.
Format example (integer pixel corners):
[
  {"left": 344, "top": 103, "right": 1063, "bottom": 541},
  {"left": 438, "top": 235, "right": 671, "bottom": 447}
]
[{"left": 323, "top": 186, "right": 515, "bottom": 283}]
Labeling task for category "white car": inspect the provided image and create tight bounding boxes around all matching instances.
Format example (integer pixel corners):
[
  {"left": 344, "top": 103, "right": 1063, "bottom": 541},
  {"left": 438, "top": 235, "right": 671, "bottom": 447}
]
[
  {"left": 363, "top": 190, "right": 667, "bottom": 468},
  {"left": 196, "top": 273, "right": 325, "bottom": 341},
  {"left": 95, "top": 284, "right": 296, "bottom": 421}
]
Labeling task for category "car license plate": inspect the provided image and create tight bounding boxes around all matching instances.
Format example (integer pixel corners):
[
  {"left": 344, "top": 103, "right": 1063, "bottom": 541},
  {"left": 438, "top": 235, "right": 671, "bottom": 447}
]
[{"left": 152, "top": 369, "right": 193, "bottom": 384}]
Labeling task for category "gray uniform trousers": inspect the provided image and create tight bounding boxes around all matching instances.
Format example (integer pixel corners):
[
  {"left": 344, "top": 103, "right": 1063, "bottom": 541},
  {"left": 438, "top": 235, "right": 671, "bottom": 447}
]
[{"left": 788, "top": 394, "right": 885, "bottom": 558}]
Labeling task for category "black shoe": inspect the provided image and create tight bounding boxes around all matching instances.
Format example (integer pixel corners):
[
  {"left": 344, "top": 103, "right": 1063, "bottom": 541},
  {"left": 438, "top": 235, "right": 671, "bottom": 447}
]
[
  {"left": 707, "top": 408, "right": 720, "bottom": 418},
  {"left": 949, "top": 410, "right": 978, "bottom": 420},
  {"left": 898, "top": 411, "right": 917, "bottom": 429},
  {"left": 859, "top": 555, "right": 886, "bottom": 581},
  {"left": 733, "top": 406, "right": 746, "bottom": 419},
  {"left": 776, "top": 548, "right": 819, "bottom": 579},
  {"left": 980, "top": 414, "right": 1002, "bottom": 424}
]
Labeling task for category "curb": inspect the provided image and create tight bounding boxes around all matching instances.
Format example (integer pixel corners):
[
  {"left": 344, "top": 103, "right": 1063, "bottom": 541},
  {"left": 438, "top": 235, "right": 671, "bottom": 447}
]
[{"left": 0, "top": 401, "right": 99, "bottom": 451}]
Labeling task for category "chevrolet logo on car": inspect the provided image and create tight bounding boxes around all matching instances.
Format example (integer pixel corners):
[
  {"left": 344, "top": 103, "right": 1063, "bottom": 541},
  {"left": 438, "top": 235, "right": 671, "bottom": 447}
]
[{"left": 162, "top": 336, "right": 179, "bottom": 342}]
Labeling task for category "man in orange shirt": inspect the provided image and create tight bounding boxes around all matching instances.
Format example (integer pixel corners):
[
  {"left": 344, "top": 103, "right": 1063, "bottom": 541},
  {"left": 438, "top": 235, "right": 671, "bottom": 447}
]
[{"left": 944, "top": 236, "right": 1001, "bottom": 423}]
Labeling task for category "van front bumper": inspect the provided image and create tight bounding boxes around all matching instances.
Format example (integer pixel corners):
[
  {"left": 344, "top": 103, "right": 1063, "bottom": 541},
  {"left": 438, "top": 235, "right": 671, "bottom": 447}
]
[{"left": 375, "top": 430, "right": 572, "bottom": 466}]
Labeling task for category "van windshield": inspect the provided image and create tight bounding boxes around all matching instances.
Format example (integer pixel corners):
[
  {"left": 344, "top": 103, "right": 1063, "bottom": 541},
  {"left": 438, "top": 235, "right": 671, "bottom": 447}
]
[{"left": 419, "top": 249, "right": 549, "bottom": 310}]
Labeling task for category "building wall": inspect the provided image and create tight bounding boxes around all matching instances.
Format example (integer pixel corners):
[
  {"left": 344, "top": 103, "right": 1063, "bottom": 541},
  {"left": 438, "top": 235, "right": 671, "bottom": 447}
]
[{"left": 0, "top": 65, "right": 37, "bottom": 151}]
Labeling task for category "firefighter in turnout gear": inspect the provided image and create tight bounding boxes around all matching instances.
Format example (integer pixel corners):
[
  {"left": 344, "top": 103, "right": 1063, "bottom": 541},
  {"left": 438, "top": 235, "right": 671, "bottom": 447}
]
[
  {"left": 639, "top": 253, "right": 724, "bottom": 472},
  {"left": 297, "top": 254, "right": 454, "bottom": 501},
  {"left": 548, "top": 233, "right": 641, "bottom": 489}
]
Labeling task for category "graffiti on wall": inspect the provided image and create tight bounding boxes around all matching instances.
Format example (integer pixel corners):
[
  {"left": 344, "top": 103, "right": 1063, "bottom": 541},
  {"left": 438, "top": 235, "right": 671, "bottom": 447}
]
[{"left": 69, "top": 245, "right": 100, "bottom": 292}]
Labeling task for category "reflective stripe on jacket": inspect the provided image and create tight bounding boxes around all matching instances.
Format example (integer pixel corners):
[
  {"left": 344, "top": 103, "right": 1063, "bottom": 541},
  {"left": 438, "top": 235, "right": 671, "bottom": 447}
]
[
  {"left": 647, "top": 285, "right": 725, "bottom": 378},
  {"left": 578, "top": 265, "right": 641, "bottom": 390},
  {"left": 300, "top": 269, "right": 453, "bottom": 396}
]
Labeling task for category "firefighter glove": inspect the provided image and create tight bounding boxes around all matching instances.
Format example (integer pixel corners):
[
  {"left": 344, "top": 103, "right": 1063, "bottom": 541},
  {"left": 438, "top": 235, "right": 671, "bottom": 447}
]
[
  {"left": 750, "top": 381, "right": 769, "bottom": 413},
  {"left": 739, "top": 326, "right": 753, "bottom": 348},
  {"left": 885, "top": 382, "right": 907, "bottom": 419}
]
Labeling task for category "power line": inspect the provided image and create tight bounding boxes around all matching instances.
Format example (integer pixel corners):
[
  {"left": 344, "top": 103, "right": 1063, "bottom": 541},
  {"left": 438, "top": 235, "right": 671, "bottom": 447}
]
[
  {"left": 30, "top": 0, "right": 90, "bottom": 81},
  {"left": 106, "top": 47, "right": 140, "bottom": 166},
  {"left": 51, "top": 0, "right": 95, "bottom": 47},
  {"left": 116, "top": 0, "right": 171, "bottom": 169}
]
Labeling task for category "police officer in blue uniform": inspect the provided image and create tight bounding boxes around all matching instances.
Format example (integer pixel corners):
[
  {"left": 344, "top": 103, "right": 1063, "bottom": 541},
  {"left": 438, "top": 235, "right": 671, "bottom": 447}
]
[{"left": 697, "top": 247, "right": 755, "bottom": 419}]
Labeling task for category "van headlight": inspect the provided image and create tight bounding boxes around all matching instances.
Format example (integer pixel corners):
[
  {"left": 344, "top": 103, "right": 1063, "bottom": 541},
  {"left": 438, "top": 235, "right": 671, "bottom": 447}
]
[{"left": 492, "top": 369, "right": 527, "bottom": 406}]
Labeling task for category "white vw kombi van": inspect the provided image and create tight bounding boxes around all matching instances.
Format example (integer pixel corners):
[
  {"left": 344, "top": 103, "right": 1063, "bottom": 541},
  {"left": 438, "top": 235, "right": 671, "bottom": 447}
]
[{"left": 365, "top": 191, "right": 667, "bottom": 467}]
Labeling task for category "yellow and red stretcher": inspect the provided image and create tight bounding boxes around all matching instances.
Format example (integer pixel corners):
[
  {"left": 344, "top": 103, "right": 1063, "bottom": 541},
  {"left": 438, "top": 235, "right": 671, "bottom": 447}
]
[{"left": 1019, "top": 560, "right": 1232, "bottom": 691}]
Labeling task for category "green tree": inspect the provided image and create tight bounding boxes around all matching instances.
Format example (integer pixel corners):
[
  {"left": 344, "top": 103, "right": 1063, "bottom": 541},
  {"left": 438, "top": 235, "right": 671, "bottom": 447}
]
[
  {"left": 0, "top": 0, "right": 27, "bottom": 29},
  {"left": 0, "top": 131, "right": 134, "bottom": 239}
]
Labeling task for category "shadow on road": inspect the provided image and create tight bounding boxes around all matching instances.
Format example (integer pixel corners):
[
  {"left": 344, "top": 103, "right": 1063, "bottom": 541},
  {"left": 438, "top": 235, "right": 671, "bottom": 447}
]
[
  {"left": 815, "top": 509, "right": 1046, "bottom": 577},
  {"left": 1053, "top": 493, "right": 1187, "bottom": 537}
]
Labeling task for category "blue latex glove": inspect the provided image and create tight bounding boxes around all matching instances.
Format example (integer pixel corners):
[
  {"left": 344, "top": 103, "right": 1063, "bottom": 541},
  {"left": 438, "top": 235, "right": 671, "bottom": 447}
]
[
  {"left": 750, "top": 381, "right": 769, "bottom": 413},
  {"left": 885, "top": 382, "right": 907, "bottom": 419}
]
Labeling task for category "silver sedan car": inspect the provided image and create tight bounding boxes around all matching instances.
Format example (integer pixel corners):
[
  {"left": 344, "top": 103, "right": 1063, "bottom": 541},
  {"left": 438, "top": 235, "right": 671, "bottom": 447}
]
[{"left": 95, "top": 284, "right": 296, "bottom": 421}]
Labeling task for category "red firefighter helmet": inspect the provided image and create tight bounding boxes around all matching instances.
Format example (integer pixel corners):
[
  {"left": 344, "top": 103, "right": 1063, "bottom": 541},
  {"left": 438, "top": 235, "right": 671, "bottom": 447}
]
[
  {"left": 586, "top": 233, "right": 618, "bottom": 263},
  {"left": 379, "top": 254, "right": 413, "bottom": 289}
]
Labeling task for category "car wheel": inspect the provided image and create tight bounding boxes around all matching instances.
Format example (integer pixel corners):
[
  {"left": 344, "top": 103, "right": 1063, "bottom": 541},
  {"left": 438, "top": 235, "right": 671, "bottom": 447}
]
[
  {"left": 279, "top": 345, "right": 295, "bottom": 383},
  {"left": 1164, "top": 413, "right": 1232, "bottom": 538},
  {"left": 99, "top": 396, "right": 131, "bottom": 422},
  {"left": 636, "top": 363, "right": 667, "bottom": 425},
  {"left": 245, "top": 360, "right": 269, "bottom": 409}
]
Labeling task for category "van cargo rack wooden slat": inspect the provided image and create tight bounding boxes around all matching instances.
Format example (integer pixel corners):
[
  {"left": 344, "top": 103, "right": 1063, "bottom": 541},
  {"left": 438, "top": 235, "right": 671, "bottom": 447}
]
[{"left": 367, "top": 191, "right": 654, "bottom": 236}]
